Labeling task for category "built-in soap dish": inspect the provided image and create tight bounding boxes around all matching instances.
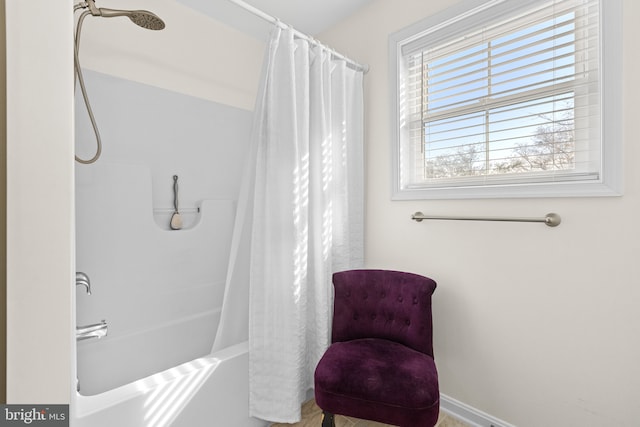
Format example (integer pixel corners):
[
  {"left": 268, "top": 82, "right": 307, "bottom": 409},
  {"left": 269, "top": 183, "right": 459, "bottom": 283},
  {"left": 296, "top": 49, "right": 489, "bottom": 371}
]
[{"left": 153, "top": 206, "right": 201, "bottom": 230}]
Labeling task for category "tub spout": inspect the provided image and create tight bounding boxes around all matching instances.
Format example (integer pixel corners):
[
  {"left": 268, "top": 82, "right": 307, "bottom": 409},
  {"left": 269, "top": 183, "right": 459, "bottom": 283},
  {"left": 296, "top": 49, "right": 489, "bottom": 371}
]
[
  {"left": 76, "top": 320, "right": 107, "bottom": 341},
  {"left": 76, "top": 271, "right": 92, "bottom": 295}
]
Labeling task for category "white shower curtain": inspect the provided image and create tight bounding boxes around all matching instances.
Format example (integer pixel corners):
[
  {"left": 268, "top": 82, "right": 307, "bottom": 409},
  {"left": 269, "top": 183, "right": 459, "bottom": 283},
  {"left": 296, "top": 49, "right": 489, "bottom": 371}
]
[{"left": 245, "top": 26, "right": 364, "bottom": 423}]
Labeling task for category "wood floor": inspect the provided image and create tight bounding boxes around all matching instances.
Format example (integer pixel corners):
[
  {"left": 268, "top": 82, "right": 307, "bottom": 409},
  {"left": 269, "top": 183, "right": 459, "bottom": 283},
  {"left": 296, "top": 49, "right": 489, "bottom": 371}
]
[{"left": 270, "top": 399, "right": 472, "bottom": 427}]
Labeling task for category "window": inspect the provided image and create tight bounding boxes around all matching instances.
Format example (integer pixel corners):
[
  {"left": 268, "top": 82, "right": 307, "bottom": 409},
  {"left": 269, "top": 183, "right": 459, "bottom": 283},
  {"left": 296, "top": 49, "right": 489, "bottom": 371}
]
[{"left": 389, "top": 0, "right": 622, "bottom": 199}]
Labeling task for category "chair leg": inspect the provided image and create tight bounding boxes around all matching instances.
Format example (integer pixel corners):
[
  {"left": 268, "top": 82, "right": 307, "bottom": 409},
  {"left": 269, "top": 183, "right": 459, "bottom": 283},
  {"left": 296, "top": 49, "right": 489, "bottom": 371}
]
[{"left": 321, "top": 410, "right": 335, "bottom": 427}]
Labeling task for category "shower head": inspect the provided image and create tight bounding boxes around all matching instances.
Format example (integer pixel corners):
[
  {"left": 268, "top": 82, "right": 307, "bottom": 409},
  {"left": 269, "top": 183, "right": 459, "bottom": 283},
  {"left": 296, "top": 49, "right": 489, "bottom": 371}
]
[
  {"left": 84, "top": 0, "right": 165, "bottom": 30},
  {"left": 73, "top": 1, "right": 165, "bottom": 164}
]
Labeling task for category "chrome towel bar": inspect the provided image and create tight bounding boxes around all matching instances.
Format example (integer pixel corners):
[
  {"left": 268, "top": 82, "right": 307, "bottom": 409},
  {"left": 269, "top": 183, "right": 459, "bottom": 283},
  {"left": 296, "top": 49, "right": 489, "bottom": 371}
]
[{"left": 411, "top": 212, "right": 561, "bottom": 227}]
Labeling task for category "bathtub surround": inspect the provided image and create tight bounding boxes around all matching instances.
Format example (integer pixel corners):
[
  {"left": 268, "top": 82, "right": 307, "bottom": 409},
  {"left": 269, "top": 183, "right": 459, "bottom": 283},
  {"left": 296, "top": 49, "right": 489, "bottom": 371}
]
[
  {"left": 75, "top": 70, "right": 252, "bottom": 394},
  {"left": 74, "top": 70, "right": 252, "bottom": 213},
  {"left": 244, "top": 27, "right": 364, "bottom": 423},
  {"left": 73, "top": 65, "right": 269, "bottom": 425},
  {"left": 76, "top": 172, "right": 235, "bottom": 393}
]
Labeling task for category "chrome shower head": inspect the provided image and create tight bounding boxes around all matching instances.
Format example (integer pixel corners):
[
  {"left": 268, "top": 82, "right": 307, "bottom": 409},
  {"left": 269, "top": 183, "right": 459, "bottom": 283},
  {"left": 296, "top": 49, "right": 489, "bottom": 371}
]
[{"left": 84, "top": 0, "right": 165, "bottom": 30}]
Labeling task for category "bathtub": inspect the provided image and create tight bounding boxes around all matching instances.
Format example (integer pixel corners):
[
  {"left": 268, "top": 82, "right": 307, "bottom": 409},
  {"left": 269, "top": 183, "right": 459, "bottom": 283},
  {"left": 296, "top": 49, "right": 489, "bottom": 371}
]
[
  {"left": 74, "top": 164, "right": 259, "bottom": 425},
  {"left": 74, "top": 341, "right": 267, "bottom": 427},
  {"left": 76, "top": 301, "right": 221, "bottom": 395}
]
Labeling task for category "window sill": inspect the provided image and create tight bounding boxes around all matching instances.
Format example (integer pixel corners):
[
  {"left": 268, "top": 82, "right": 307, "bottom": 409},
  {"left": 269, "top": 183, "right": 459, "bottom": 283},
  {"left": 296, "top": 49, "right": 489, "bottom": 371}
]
[{"left": 392, "top": 180, "right": 623, "bottom": 200}]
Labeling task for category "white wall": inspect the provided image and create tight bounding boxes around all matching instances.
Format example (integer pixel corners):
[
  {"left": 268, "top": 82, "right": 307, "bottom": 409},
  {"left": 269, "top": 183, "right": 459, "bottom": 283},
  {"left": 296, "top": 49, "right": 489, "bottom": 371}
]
[
  {"left": 320, "top": 0, "right": 640, "bottom": 426},
  {"left": 5, "top": 0, "right": 74, "bottom": 403},
  {"left": 75, "top": 0, "right": 264, "bottom": 110}
]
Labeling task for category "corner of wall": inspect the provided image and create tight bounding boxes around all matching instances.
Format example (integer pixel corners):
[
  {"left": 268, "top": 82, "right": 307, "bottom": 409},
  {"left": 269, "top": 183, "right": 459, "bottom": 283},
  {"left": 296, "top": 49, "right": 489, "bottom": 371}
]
[
  {"left": 5, "top": 0, "right": 73, "bottom": 404},
  {"left": 1, "top": 0, "right": 8, "bottom": 405}
]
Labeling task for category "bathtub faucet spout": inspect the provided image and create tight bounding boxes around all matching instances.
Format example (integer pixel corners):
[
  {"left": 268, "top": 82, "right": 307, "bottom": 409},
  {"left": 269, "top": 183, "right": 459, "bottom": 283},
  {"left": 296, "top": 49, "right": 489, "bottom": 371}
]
[
  {"left": 76, "top": 272, "right": 92, "bottom": 295},
  {"left": 76, "top": 320, "right": 108, "bottom": 341}
]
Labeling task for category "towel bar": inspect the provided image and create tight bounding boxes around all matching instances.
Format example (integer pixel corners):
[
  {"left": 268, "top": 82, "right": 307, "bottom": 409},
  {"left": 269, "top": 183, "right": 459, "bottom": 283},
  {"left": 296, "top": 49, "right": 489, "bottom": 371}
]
[{"left": 411, "top": 212, "right": 561, "bottom": 227}]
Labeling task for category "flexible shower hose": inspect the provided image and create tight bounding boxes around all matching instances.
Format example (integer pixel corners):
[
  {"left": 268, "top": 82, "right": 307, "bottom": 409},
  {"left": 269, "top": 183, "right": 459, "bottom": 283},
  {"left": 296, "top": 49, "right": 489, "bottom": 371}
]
[{"left": 74, "top": 9, "right": 102, "bottom": 164}]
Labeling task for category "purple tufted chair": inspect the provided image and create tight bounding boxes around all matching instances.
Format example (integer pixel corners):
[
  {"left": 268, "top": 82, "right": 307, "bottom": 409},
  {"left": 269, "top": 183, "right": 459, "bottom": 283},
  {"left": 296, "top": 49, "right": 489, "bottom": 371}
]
[{"left": 314, "top": 269, "right": 439, "bottom": 427}]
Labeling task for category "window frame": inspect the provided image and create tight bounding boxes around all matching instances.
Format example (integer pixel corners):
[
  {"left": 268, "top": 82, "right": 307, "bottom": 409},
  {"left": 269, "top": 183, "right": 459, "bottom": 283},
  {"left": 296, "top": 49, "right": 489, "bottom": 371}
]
[{"left": 389, "top": 0, "right": 623, "bottom": 200}]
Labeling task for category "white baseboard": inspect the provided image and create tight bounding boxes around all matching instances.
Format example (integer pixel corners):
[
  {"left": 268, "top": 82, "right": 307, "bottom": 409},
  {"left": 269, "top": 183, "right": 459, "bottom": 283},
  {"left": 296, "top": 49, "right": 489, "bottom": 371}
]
[{"left": 440, "top": 394, "right": 516, "bottom": 427}]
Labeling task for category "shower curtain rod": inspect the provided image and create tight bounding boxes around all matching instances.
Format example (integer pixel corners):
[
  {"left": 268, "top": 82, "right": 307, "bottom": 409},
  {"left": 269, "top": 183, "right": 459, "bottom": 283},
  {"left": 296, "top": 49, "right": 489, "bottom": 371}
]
[{"left": 226, "top": 0, "right": 369, "bottom": 73}]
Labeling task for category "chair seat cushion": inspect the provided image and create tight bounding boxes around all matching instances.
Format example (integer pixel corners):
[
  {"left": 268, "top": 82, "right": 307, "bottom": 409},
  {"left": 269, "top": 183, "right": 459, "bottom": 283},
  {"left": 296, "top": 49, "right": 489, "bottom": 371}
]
[{"left": 315, "top": 338, "right": 439, "bottom": 426}]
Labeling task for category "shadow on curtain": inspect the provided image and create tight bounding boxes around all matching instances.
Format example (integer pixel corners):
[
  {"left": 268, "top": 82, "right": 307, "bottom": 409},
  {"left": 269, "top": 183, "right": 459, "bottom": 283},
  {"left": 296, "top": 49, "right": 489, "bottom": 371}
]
[{"left": 212, "top": 25, "right": 364, "bottom": 423}]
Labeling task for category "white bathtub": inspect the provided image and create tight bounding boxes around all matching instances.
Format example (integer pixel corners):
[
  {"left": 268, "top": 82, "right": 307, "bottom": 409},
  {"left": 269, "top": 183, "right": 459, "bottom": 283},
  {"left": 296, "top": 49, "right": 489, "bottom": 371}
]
[
  {"left": 76, "top": 289, "right": 222, "bottom": 396},
  {"left": 74, "top": 341, "right": 267, "bottom": 427},
  {"left": 74, "top": 164, "right": 259, "bottom": 425}
]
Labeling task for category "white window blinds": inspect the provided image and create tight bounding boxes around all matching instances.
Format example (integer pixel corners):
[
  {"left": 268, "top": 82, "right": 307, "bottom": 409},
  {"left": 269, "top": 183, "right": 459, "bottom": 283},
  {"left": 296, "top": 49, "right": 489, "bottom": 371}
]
[{"left": 399, "top": 0, "right": 601, "bottom": 191}]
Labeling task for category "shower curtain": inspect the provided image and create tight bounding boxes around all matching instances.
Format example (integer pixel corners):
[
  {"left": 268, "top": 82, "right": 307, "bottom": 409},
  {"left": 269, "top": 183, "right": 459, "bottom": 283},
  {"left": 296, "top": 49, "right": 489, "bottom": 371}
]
[{"left": 220, "top": 25, "right": 365, "bottom": 423}]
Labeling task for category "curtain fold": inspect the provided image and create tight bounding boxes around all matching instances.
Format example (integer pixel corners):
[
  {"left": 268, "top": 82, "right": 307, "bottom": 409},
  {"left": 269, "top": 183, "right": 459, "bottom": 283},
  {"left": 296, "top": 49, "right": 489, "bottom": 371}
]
[
  {"left": 210, "top": 29, "right": 274, "bottom": 353},
  {"left": 247, "top": 26, "right": 364, "bottom": 423}
]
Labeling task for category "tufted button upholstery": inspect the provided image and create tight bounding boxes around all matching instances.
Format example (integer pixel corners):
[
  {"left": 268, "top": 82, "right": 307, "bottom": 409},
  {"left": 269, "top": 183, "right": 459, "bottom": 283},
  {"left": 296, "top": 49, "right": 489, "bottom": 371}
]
[
  {"left": 330, "top": 269, "right": 436, "bottom": 357},
  {"left": 315, "top": 269, "right": 439, "bottom": 427}
]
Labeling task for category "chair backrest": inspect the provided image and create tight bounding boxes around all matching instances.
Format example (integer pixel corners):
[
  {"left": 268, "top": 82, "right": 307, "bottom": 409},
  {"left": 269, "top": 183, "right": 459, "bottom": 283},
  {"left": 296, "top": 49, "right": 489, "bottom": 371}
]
[{"left": 331, "top": 269, "right": 437, "bottom": 357}]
